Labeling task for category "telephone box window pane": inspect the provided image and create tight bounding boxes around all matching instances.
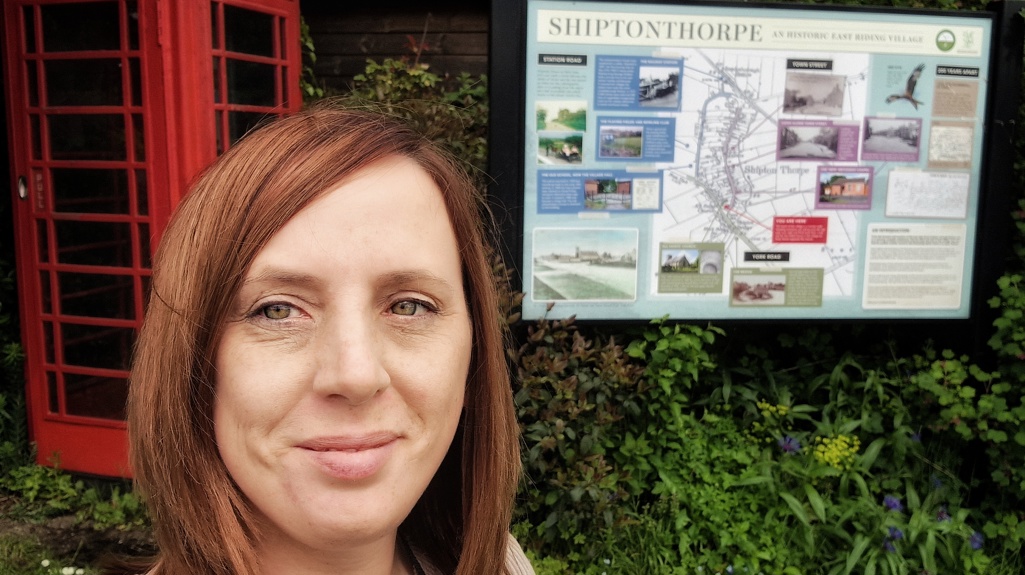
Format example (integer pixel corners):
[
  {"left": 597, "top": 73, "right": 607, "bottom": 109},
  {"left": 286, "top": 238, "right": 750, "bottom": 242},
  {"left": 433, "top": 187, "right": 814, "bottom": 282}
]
[
  {"left": 211, "top": 3, "right": 220, "bottom": 48},
  {"left": 228, "top": 111, "right": 268, "bottom": 146},
  {"left": 216, "top": 110, "right": 225, "bottom": 154},
  {"left": 54, "top": 221, "right": 132, "bottom": 267},
  {"left": 43, "top": 322, "right": 55, "bottom": 363},
  {"left": 138, "top": 223, "right": 151, "bottom": 269},
  {"left": 36, "top": 220, "right": 49, "bottom": 263},
  {"left": 52, "top": 168, "right": 130, "bottom": 214},
  {"left": 62, "top": 324, "right": 133, "bottom": 371},
  {"left": 127, "top": 1, "right": 139, "bottom": 50},
  {"left": 30, "top": 115, "right": 41, "bottom": 160},
  {"left": 226, "top": 59, "right": 275, "bottom": 106},
  {"left": 46, "top": 59, "right": 123, "bottom": 106},
  {"left": 58, "top": 272, "right": 135, "bottom": 319},
  {"left": 129, "top": 59, "right": 142, "bottom": 106},
  {"left": 49, "top": 115, "right": 126, "bottom": 161},
  {"left": 23, "top": 6, "right": 37, "bottom": 54},
  {"left": 135, "top": 169, "right": 148, "bottom": 216},
  {"left": 224, "top": 6, "right": 273, "bottom": 57},
  {"left": 132, "top": 114, "right": 145, "bottom": 161},
  {"left": 39, "top": 272, "right": 52, "bottom": 313},
  {"left": 64, "top": 374, "right": 127, "bottom": 420},
  {"left": 47, "top": 372, "right": 58, "bottom": 413},
  {"left": 41, "top": 3, "right": 120, "bottom": 52},
  {"left": 213, "top": 57, "right": 222, "bottom": 103},
  {"left": 26, "top": 62, "right": 39, "bottom": 107}
]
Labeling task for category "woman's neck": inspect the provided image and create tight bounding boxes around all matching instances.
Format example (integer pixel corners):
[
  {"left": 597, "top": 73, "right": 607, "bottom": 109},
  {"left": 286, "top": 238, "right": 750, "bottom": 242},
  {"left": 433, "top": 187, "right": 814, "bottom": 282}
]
[{"left": 254, "top": 530, "right": 414, "bottom": 575}]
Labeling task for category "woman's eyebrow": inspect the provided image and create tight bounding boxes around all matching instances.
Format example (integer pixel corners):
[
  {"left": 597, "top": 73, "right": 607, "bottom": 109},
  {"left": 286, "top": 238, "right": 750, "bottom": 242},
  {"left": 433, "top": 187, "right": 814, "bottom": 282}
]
[
  {"left": 376, "top": 270, "right": 457, "bottom": 293},
  {"left": 240, "top": 269, "right": 326, "bottom": 291}
]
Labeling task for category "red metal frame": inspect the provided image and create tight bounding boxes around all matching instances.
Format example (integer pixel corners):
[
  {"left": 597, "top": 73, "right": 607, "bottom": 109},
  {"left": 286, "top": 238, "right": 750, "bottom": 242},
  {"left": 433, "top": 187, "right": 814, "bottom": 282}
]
[{"left": 3, "top": 0, "right": 300, "bottom": 477}]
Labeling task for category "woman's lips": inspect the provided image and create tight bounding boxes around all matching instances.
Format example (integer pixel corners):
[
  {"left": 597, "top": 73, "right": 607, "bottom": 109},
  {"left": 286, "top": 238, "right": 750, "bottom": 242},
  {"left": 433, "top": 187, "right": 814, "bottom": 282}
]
[{"left": 298, "top": 434, "right": 399, "bottom": 481}]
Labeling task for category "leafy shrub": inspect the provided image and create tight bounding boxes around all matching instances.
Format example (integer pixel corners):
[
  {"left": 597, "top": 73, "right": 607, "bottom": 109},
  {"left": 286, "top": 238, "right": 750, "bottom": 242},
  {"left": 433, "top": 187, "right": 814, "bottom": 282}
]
[
  {"left": 511, "top": 316, "right": 645, "bottom": 560},
  {"left": 338, "top": 58, "right": 489, "bottom": 175}
]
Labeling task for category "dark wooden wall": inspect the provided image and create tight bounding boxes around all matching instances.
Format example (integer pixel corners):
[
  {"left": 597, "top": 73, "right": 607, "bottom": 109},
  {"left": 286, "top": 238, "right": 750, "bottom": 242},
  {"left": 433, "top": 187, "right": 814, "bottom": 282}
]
[{"left": 300, "top": 0, "right": 489, "bottom": 93}]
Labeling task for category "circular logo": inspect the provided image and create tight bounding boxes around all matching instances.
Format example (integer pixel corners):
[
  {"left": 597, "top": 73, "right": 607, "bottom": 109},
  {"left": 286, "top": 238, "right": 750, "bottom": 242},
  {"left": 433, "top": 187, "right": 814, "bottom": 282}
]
[{"left": 936, "top": 30, "right": 956, "bottom": 51}]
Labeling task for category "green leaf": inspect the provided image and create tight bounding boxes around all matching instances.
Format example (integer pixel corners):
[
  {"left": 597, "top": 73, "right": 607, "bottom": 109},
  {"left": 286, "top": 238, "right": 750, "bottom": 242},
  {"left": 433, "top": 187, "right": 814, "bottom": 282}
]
[
  {"left": 859, "top": 438, "right": 886, "bottom": 469},
  {"left": 844, "top": 535, "right": 871, "bottom": 575},
  {"left": 780, "top": 492, "right": 810, "bottom": 527},
  {"left": 805, "top": 484, "right": 827, "bottom": 522},
  {"left": 730, "top": 475, "right": 773, "bottom": 487},
  {"left": 1014, "top": 431, "right": 1025, "bottom": 446},
  {"left": 985, "top": 429, "right": 1008, "bottom": 443},
  {"left": 864, "top": 549, "right": 878, "bottom": 575}
]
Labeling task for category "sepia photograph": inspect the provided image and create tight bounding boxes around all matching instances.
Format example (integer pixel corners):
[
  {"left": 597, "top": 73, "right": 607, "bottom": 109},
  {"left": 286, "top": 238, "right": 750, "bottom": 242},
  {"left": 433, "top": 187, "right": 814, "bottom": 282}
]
[
  {"left": 532, "top": 228, "right": 638, "bottom": 301},
  {"left": 731, "top": 274, "right": 787, "bottom": 305},
  {"left": 783, "top": 72, "right": 846, "bottom": 116}
]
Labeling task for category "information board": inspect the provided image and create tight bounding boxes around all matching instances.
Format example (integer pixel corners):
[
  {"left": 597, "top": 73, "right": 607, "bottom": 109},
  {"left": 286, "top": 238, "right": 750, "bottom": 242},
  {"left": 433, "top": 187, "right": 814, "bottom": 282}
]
[{"left": 490, "top": 0, "right": 1017, "bottom": 322}]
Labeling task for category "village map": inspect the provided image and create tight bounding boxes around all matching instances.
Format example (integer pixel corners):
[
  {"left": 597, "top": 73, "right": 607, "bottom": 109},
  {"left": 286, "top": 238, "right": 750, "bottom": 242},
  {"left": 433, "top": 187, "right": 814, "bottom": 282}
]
[
  {"left": 653, "top": 49, "right": 868, "bottom": 297},
  {"left": 519, "top": 0, "right": 993, "bottom": 320}
]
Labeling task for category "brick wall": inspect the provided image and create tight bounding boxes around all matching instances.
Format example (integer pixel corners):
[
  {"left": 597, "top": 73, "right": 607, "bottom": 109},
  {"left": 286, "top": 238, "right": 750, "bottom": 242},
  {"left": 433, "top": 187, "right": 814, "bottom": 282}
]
[{"left": 301, "top": 0, "right": 488, "bottom": 93}]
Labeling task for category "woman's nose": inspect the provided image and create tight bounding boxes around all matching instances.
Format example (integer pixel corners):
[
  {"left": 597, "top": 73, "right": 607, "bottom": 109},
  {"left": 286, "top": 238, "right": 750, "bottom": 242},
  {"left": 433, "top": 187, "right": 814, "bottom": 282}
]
[{"left": 312, "top": 312, "right": 390, "bottom": 405}]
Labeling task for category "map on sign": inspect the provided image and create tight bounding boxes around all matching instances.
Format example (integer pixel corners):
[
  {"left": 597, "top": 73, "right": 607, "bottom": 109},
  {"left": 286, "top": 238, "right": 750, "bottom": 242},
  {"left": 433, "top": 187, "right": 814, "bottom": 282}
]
[
  {"left": 518, "top": 0, "right": 994, "bottom": 320},
  {"left": 654, "top": 49, "right": 868, "bottom": 298}
]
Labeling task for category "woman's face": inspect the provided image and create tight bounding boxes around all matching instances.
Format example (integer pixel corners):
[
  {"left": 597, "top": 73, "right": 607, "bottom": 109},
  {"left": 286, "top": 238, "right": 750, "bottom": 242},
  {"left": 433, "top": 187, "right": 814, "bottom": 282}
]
[{"left": 213, "top": 156, "right": 471, "bottom": 553}]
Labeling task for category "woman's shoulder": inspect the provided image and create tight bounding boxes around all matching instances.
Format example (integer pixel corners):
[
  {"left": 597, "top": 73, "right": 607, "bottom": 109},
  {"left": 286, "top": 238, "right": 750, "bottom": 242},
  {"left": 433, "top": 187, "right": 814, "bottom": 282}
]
[
  {"left": 411, "top": 533, "right": 535, "bottom": 575},
  {"left": 504, "top": 532, "right": 536, "bottom": 575}
]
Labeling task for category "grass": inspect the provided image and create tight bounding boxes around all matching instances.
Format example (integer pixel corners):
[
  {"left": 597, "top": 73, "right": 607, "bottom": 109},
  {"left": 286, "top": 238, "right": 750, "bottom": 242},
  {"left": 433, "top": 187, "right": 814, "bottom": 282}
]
[{"left": 0, "top": 531, "right": 96, "bottom": 575}]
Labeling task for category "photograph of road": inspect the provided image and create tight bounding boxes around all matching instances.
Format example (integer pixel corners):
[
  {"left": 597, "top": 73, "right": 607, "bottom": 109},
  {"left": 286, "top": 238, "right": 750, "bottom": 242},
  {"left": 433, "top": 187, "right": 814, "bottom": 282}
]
[
  {"left": 862, "top": 117, "right": 922, "bottom": 158},
  {"left": 778, "top": 124, "right": 839, "bottom": 159}
]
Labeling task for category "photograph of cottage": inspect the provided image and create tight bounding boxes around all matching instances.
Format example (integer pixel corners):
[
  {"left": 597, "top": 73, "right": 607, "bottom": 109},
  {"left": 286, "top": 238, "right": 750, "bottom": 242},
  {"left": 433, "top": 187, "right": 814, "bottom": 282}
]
[
  {"left": 661, "top": 248, "right": 700, "bottom": 273},
  {"left": 783, "top": 72, "right": 846, "bottom": 116},
  {"left": 531, "top": 228, "right": 638, "bottom": 301},
  {"left": 817, "top": 167, "right": 873, "bottom": 209}
]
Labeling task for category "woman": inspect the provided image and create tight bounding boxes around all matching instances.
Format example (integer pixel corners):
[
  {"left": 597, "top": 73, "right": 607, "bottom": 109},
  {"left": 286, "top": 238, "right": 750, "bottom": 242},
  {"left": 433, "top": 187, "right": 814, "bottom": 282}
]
[{"left": 127, "top": 105, "right": 532, "bottom": 575}]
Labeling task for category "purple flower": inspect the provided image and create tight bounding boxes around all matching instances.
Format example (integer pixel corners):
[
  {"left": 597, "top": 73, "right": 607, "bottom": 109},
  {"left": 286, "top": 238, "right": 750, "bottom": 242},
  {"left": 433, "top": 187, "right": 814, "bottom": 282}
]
[
  {"left": 778, "top": 435, "right": 801, "bottom": 454},
  {"left": 936, "top": 506, "right": 951, "bottom": 522},
  {"left": 969, "top": 531, "right": 984, "bottom": 550},
  {"left": 883, "top": 540, "right": 896, "bottom": 553},
  {"left": 883, "top": 495, "right": 904, "bottom": 512},
  {"left": 911, "top": 432, "right": 922, "bottom": 442},
  {"left": 930, "top": 474, "right": 943, "bottom": 489},
  {"left": 888, "top": 527, "right": 904, "bottom": 540}
]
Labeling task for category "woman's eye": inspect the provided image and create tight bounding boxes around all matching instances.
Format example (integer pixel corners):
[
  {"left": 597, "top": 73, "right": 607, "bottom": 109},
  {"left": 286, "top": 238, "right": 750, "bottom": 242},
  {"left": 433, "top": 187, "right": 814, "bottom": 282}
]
[
  {"left": 390, "top": 300, "right": 430, "bottom": 317},
  {"left": 260, "top": 303, "right": 294, "bottom": 320}
]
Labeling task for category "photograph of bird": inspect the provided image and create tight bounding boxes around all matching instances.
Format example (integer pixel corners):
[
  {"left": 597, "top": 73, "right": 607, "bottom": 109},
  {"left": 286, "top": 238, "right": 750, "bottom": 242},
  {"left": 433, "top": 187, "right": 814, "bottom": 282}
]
[{"left": 885, "top": 64, "right": 925, "bottom": 109}]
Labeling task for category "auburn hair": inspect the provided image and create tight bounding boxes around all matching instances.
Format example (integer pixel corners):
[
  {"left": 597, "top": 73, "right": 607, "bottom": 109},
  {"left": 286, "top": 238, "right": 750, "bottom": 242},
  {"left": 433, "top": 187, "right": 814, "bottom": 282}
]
[{"left": 127, "top": 105, "right": 520, "bottom": 575}]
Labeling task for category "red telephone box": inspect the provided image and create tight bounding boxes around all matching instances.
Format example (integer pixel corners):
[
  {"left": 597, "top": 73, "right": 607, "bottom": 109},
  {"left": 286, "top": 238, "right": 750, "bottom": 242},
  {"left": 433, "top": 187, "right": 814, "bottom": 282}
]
[{"left": 2, "top": 0, "right": 301, "bottom": 477}]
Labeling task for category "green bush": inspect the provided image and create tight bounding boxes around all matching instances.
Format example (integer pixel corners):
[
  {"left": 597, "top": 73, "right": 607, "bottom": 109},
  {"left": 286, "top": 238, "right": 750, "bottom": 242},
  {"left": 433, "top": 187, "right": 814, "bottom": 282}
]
[
  {"left": 510, "top": 320, "right": 1020, "bottom": 574},
  {"left": 338, "top": 58, "right": 489, "bottom": 175}
]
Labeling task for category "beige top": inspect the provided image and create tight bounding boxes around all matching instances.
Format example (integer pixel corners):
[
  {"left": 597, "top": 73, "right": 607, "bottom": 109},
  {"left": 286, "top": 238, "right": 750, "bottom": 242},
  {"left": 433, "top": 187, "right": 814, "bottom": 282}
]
[
  {"left": 141, "top": 533, "right": 535, "bottom": 575},
  {"left": 412, "top": 533, "right": 535, "bottom": 575}
]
